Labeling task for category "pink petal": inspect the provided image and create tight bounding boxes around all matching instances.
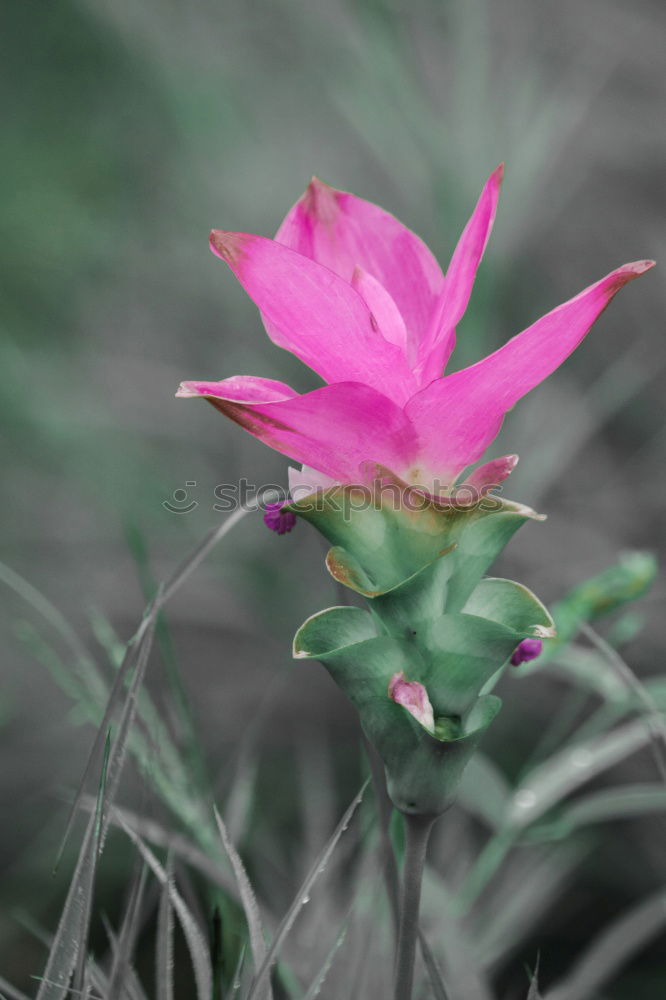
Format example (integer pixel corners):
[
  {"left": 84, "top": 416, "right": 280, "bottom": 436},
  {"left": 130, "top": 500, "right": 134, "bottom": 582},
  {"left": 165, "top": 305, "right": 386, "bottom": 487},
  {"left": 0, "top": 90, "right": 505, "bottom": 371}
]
[
  {"left": 351, "top": 267, "right": 409, "bottom": 352},
  {"left": 417, "top": 165, "right": 504, "bottom": 382},
  {"left": 274, "top": 178, "right": 444, "bottom": 355},
  {"left": 388, "top": 672, "right": 435, "bottom": 734},
  {"left": 462, "top": 454, "right": 519, "bottom": 494},
  {"left": 177, "top": 375, "right": 298, "bottom": 402},
  {"left": 288, "top": 465, "right": 338, "bottom": 499},
  {"left": 178, "top": 378, "right": 418, "bottom": 483},
  {"left": 407, "top": 260, "right": 655, "bottom": 480},
  {"left": 209, "top": 231, "right": 417, "bottom": 405}
]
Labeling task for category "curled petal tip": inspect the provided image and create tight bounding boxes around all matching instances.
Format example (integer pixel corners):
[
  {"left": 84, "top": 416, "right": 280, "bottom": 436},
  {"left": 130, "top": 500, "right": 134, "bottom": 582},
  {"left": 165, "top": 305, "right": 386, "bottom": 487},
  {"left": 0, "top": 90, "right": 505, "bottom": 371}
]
[
  {"left": 303, "top": 176, "right": 338, "bottom": 223},
  {"left": 607, "top": 259, "right": 656, "bottom": 290},
  {"left": 176, "top": 381, "right": 199, "bottom": 398},
  {"left": 209, "top": 229, "right": 246, "bottom": 266}
]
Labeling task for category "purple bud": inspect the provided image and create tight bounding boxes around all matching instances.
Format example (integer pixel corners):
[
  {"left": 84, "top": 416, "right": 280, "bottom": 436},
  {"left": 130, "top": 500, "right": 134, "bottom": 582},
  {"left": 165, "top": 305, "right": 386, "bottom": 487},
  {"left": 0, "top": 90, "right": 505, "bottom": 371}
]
[
  {"left": 510, "top": 637, "right": 543, "bottom": 666},
  {"left": 263, "top": 501, "right": 296, "bottom": 535}
]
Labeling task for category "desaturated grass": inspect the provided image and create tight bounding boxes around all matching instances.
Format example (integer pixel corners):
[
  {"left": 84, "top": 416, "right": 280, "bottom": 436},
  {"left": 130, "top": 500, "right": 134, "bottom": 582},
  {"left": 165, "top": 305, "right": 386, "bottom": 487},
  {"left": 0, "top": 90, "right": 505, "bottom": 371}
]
[{"left": 1, "top": 507, "right": 665, "bottom": 998}]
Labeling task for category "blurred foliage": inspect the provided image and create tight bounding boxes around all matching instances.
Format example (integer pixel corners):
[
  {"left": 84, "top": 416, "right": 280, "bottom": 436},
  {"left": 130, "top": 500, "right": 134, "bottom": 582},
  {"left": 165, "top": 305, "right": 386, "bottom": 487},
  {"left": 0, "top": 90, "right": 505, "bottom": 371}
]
[{"left": 1, "top": 0, "right": 665, "bottom": 996}]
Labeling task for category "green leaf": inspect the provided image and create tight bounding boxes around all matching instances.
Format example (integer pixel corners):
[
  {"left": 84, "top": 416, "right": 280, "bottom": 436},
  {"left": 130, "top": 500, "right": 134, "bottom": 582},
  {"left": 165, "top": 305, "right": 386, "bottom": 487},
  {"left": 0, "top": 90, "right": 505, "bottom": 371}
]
[
  {"left": 463, "top": 578, "right": 555, "bottom": 639},
  {"left": 457, "top": 752, "right": 511, "bottom": 830},
  {"left": 420, "top": 613, "right": 525, "bottom": 715},
  {"left": 506, "top": 719, "right": 654, "bottom": 830},
  {"left": 536, "top": 551, "right": 657, "bottom": 664},
  {"left": 288, "top": 478, "right": 544, "bottom": 600},
  {"left": 295, "top": 607, "right": 505, "bottom": 814}
]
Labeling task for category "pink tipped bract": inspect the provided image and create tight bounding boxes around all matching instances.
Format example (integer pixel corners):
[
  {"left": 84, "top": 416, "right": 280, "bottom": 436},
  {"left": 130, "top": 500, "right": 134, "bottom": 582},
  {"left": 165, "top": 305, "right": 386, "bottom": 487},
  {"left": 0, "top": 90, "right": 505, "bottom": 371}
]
[
  {"left": 389, "top": 672, "right": 435, "bottom": 734},
  {"left": 179, "top": 169, "right": 654, "bottom": 494}
]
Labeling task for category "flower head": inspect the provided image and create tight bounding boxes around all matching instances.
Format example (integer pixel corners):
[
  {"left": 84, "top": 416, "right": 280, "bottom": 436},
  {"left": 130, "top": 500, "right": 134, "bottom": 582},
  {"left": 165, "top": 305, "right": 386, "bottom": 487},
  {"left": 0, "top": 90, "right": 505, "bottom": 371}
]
[{"left": 178, "top": 170, "right": 653, "bottom": 495}]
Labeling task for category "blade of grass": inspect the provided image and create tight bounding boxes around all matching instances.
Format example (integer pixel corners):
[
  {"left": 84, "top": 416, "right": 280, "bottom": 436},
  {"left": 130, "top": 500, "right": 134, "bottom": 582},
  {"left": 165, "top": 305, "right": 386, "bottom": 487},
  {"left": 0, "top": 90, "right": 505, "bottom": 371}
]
[
  {"left": 106, "top": 862, "right": 149, "bottom": 1000},
  {"left": 301, "top": 920, "right": 349, "bottom": 1000},
  {"left": 526, "top": 955, "right": 543, "bottom": 999},
  {"left": 54, "top": 593, "right": 160, "bottom": 872},
  {"left": 580, "top": 622, "right": 666, "bottom": 783},
  {"left": 506, "top": 718, "right": 654, "bottom": 830},
  {"left": 120, "top": 821, "right": 213, "bottom": 1000},
  {"left": 476, "top": 842, "right": 586, "bottom": 971},
  {"left": 529, "top": 783, "right": 666, "bottom": 839},
  {"left": 543, "top": 887, "right": 666, "bottom": 1000},
  {"left": 124, "top": 520, "right": 210, "bottom": 793},
  {"left": 37, "top": 609, "right": 157, "bottom": 1000},
  {"left": 0, "top": 977, "right": 31, "bottom": 1000},
  {"left": 79, "top": 798, "right": 235, "bottom": 895},
  {"left": 101, "top": 918, "right": 149, "bottom": 1000},
  {"left": 35, "top": 732, "right": 111, "bottom": 1000},
  {"left": 230, "top": 944, "right": 248, "bottom": 996},
  {"left": 423, "top": 873, "right": 494, "bottom": 1000},
  {"left": 418, "top": 932, "right": 451, "bottom": 1000},
  {"left": 56, "top": 504, "right": 255, "bottom": 867},
  {"left": 246, "top": 781, "right": 368, "bottom": 1000},
  {"left": 156, "top": 854, "right": 175, "bottom": 1000},
  {"left": 213, "top": 808, "right": 271, "bottom": 1000}
]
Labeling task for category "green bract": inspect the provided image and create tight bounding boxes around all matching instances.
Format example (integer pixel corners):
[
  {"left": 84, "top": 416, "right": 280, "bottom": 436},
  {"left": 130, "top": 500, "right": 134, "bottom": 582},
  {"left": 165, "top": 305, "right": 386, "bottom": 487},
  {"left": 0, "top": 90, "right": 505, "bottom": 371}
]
[{"left": 288, "top": 476, "right": 554, "bottom": 817}]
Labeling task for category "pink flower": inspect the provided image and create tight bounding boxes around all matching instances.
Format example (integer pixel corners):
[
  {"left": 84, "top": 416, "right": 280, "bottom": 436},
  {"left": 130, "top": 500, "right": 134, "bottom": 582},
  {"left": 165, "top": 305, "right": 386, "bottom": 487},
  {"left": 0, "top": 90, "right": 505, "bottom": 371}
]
[{"left": 178, "top": 168, "right": 653, "bottom": 495}]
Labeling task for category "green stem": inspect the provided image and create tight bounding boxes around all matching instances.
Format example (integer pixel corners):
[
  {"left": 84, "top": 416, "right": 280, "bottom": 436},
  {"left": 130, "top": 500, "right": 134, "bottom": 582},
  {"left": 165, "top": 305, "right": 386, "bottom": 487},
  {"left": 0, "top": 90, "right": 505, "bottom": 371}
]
[{"left": 393, "top": 813, "right": 435, "bottom": 1000}]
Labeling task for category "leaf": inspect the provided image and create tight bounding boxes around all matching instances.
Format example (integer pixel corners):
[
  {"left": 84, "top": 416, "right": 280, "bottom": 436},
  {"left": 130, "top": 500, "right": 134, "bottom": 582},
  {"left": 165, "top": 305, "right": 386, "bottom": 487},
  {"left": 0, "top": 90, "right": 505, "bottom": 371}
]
[
  {"left": 422, "top": 875, "right": 494, "bottom": 1000},
  {"left": 245, "top": 782, "right": 368, "bottom": 1000},
  {"left": 462, "top": 577, "right": 554, "bottom": 638},
  {"left": 0, "top": 977, "right": 31, "bottom": 1000},
  {"left": 476, "top": 841, "right": 586, "bottom": 970},
  {"left": 102, "top": 918, "right": 150, "bottom": 1000},
  {"left": 54, "top": 593, "right": 159, "bottom": 872},
  {"left": 301, "top": 921, "right": 349, "bottom": 1000},
  {"left": 214, "top": 807, "right": 272, "bottom": 1000},
  {"left": 289, "top": 481, "right": 541, "bottom": 603},
  {"left": 106, "top": 863, "right": 149, "bottom": 1000},
  {"left": 121, "top": 822, "right": 213, "bottom": 1000},
  {"left": 579, "top": 623, "right": 666, "bottom": 783},
  {"left": 526, "top": 955, "right": 543, "bottom": 999},
  {"left": 529, "top": 551, "right": 657, "bottom": 668},
  {"left": 418, "top": 932, "right": 451, "bottom": 1000},
  {"left": 506, "top": 718, "right": 653, "bottom": 830},
  {"left": 543, "top": 887, "right": 666, "bottom": 1000},
  {"left": 529, "top": 783, "right": 666, "bottom": 839},
  {"left": 35, "top": 732, "right": 111, "bottom": 1000},
  {"left": 156, "top": 855, "right": 175, "bottom": 1000},
  {"left": 457, "top": 751, "right": 511, "bottom": 830}
]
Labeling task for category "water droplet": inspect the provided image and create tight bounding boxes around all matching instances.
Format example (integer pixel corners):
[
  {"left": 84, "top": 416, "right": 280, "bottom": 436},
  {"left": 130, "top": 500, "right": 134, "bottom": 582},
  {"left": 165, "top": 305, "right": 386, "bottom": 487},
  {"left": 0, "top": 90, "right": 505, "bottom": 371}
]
[
  {"left": 571, "top": 748, "right": 592, "bottom": 768},
  {"left": 301, "top": 894, "right": 311, "bottom": 905},
  {"left": 514, "top": 789, "right": 536, "bottom": 810}
]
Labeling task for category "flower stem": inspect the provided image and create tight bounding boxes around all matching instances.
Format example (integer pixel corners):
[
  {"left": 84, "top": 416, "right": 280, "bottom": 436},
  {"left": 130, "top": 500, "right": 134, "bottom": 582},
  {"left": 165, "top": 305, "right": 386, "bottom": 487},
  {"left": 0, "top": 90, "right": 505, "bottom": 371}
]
[{"left": 393, "top": 813, "right": 435, "bottom": 1000}]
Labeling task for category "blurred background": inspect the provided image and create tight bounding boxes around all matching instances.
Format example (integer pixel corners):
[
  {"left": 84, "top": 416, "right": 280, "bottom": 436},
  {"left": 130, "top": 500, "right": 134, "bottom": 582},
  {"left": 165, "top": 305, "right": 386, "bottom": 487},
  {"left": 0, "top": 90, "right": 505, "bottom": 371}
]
[{"left": 1, "top": 0, "right": 665, "bottom": 996}]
